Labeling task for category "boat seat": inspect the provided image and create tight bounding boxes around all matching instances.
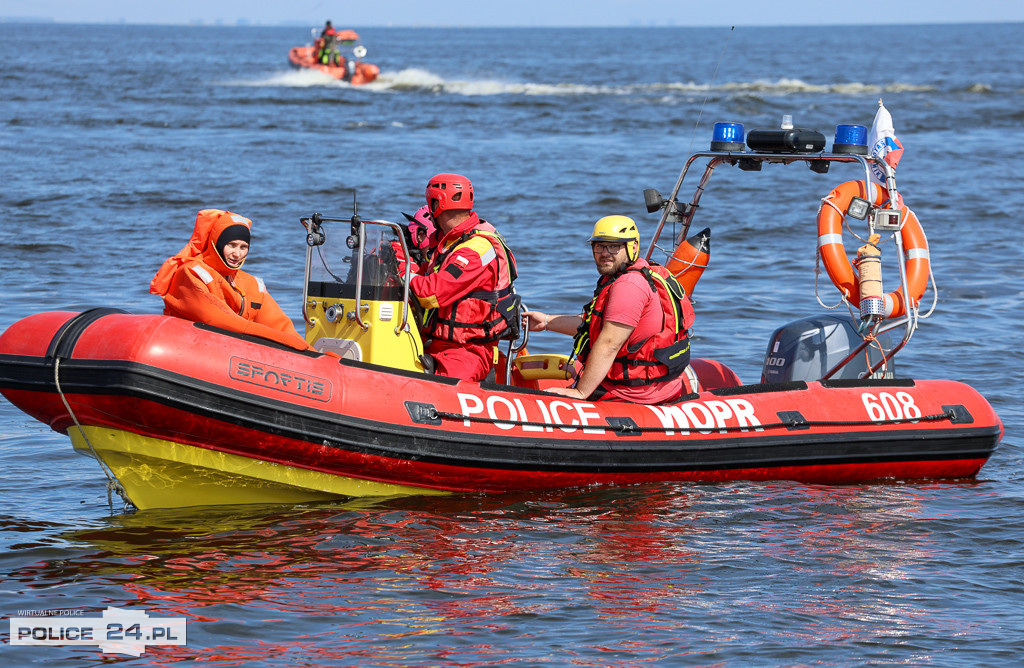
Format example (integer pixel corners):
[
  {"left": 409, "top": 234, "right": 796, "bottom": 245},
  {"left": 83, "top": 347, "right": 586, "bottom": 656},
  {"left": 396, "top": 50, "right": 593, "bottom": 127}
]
[{"left": 513, "top": 353, "right": 577, "bottom": 381}]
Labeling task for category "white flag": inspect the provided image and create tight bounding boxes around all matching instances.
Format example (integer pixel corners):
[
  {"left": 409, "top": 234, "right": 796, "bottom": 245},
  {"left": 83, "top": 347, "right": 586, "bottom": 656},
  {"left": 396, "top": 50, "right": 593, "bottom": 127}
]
[{"left": 868, "top": 100, "right": 904, "bottom": 205}]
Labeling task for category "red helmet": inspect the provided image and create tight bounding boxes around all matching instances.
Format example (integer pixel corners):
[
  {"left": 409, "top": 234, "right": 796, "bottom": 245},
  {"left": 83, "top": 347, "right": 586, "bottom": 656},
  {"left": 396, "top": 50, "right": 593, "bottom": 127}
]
[{"left": 425, "top": 173, "right": 473, "bottom": 216}]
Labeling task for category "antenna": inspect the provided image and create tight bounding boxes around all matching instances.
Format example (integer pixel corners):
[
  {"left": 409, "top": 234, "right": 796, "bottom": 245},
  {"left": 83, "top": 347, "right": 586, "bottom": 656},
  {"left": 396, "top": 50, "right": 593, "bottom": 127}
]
[{"left": 687, "top": 26, "right": 735, "bottom": 155}]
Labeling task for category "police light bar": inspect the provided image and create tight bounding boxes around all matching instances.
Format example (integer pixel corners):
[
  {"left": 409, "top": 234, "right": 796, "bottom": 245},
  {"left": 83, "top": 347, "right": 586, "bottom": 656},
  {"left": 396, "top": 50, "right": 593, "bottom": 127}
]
[
  {"left": 746, "top": 129, "right": 826, "bottom": 153},
  {"left": 711, "top": 122, "right": 745, "bottom": 151},
  {"left": 833, "top": 124, "right": 868, "bottom": 155}
]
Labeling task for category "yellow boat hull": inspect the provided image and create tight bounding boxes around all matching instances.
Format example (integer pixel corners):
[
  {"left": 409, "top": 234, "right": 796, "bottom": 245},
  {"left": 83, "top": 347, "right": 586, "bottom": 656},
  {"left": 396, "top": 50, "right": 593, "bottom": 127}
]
[{"left": 69, "top": 426, "right": 450, "bottom": 510}]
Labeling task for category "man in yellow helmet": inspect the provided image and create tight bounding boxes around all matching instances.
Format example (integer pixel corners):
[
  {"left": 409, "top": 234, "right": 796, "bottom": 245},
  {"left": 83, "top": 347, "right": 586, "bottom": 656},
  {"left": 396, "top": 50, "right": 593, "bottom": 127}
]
[{"left": 524, "top": 215, "right": 695, "bottom": 404}]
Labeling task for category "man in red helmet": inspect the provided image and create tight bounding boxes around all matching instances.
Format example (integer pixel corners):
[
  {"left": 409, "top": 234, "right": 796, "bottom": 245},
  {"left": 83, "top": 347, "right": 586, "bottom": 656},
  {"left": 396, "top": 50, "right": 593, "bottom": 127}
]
[{"left": 409, "top": 173, "right": 518, "bottom": 381}]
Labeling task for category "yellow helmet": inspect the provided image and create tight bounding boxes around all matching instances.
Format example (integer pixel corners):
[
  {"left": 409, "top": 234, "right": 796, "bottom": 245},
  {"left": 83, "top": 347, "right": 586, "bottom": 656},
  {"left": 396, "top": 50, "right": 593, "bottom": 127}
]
[{"left": 588, "top": 215, "right": 640, "bottom": 261}]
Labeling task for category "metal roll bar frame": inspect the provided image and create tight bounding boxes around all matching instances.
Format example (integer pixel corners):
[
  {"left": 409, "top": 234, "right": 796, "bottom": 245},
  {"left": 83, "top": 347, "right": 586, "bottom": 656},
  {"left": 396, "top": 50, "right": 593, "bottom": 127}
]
[{"left": 643, "top": 150, "right": 918, "bottom": 380}]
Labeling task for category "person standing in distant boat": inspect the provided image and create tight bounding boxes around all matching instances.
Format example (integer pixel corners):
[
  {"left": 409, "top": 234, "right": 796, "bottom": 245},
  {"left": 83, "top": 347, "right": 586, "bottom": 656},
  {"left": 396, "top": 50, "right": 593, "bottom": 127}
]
[
  {"left": 524, "top": 215, "right": 697, "bottom": 404},
  {"left": 317, "top": 20, "right": 340, "bottom": 66},
  {"left": 150, "top": 209, "right": 314, "bottom": 352},
  {"left": 407, "top": 174, "right": 520, "bottom": 381}
]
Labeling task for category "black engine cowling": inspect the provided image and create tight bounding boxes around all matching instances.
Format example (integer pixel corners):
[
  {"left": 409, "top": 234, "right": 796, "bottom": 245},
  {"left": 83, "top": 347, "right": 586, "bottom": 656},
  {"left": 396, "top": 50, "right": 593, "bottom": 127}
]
[{"left": 761, "top": 315, "right": 893, "bottom": 383}]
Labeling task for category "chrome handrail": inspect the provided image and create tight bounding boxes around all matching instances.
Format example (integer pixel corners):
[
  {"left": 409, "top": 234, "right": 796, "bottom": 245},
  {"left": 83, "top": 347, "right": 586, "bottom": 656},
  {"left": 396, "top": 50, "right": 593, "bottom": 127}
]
[
  {"left": 301, "top": 215, "right": 413, "bottom": 335},
  {"left": 504, "top": 297, "right": 530, "bottom": 385}
]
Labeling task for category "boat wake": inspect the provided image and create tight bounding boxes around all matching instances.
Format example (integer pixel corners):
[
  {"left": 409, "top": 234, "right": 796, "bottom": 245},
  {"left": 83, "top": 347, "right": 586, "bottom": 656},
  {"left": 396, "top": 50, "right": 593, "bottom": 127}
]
[
  {"left": 228, "top": 70, "right": 943, "bottom": 97},
  {"left": 368, "top": 72, "right": 939, "bottom": 97},
  {"left": 223, "top": 69, "right": 355, "bottom": 88}
]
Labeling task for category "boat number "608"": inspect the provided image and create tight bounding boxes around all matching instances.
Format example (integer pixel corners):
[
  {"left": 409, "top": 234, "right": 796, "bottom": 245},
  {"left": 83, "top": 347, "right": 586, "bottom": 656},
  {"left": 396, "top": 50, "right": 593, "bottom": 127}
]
[{"left": 861, "top": 391, "right": 922, "bottom": 422}]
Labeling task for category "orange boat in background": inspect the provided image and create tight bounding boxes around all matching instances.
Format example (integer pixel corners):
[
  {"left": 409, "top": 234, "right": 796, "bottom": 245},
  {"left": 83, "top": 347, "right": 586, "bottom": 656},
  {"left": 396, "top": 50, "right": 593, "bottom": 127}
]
[{"left": 288, "top": 29, "right": 380, "bottom": 85}]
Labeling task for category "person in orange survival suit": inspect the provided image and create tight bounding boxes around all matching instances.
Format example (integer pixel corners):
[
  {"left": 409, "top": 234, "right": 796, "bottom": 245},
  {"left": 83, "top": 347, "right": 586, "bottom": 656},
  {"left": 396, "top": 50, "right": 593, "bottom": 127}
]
[
  {"left": 407, "top": 174, "right": 519, "bottom": 381},
  {"left": 150, "top": 209, "right": 314, "bottom": 352}
]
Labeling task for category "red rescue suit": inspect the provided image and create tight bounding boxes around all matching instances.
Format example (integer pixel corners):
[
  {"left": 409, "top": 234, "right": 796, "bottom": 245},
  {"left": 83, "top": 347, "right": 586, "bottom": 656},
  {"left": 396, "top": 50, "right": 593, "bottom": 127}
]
[
  {"left": 412, "top": 214, "right": 517, "bottom": 345},
  {"left": 572, "top": 259, "right": 694, "bottom": 390},
  {"left": 151, "top": 209, "right": 312, "bottom": 351},
  {"left": 410, "top": 214, "right": 518, "bottom": 379}
]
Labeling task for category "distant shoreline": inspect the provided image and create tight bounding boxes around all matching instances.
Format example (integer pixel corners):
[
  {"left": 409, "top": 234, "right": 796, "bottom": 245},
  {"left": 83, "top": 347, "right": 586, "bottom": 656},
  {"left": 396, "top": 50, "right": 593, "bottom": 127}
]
[{"left": 1, "top": 18, "right": 1020, "bottom": 29}]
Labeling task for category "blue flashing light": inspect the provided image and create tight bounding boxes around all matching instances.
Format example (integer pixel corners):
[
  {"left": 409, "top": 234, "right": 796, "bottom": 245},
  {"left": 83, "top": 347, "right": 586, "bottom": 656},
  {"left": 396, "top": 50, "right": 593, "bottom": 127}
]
[
  {"left": 833, "top": 124, "right": 868, "bottom": 154},
  {"left": 711, "top": 122, "right": 745, "bottom": 151}
]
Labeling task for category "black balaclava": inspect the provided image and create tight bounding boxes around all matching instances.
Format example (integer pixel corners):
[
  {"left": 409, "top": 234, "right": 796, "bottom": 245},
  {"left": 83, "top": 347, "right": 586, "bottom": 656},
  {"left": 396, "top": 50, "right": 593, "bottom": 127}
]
[{"left": 216, "top": 224, "right": 251, "bottom": 269}]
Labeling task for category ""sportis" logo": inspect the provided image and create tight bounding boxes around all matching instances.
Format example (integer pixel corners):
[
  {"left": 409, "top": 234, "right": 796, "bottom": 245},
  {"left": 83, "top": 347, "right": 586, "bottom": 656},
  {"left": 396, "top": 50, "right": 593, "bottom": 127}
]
[{"left": 229, "top": 357, "right": 331, "bottom": 401}]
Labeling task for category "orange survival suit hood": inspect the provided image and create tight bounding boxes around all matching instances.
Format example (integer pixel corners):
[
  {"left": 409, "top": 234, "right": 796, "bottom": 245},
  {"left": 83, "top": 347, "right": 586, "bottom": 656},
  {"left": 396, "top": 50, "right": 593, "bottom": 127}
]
[{"left": 151, "top": 209, "right": 253, "bottom": 296}]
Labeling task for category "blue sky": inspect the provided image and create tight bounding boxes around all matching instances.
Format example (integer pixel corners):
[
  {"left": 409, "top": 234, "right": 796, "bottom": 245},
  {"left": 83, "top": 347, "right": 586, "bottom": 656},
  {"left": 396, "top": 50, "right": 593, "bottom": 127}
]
[{"left": 3, "top": 0, "right": 1022, "bottom": 27}]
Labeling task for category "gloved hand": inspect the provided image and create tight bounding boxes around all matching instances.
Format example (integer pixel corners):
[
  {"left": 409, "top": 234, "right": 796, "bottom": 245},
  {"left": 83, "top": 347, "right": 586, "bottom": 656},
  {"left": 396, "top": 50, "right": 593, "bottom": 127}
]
[{"left": 389, "top": 240, "right": 409, "bottom": 278}]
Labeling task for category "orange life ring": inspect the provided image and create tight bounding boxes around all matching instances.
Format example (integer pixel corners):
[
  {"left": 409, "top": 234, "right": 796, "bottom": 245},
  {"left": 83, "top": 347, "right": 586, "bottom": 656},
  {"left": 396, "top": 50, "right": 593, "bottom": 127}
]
[{"left": 816, "top": 180, "right": 929, "bottom": 319}]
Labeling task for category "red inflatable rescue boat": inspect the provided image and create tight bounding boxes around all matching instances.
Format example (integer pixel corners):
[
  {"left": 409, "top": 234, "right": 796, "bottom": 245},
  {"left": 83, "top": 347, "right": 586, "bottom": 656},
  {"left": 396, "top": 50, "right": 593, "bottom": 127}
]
[
  {"left": 0, "top": 119, "right": 1003, "bottom": 509},
  {"left": 287, "top": 29, "right": 379, "bottom": 85}
]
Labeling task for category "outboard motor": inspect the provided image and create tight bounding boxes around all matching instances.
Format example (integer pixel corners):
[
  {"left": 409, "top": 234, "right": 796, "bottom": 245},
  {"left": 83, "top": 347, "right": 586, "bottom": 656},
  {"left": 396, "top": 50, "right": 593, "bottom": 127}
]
[{"left": 761, "top": 315, "right": 893, "bottom": 383}]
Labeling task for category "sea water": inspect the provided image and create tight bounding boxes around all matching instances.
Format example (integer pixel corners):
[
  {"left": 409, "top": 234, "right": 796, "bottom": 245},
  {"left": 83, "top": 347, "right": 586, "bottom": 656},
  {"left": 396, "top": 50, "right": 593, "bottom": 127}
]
[{"left": 1, "top": 21, "right": 1023, "bottom": 667}]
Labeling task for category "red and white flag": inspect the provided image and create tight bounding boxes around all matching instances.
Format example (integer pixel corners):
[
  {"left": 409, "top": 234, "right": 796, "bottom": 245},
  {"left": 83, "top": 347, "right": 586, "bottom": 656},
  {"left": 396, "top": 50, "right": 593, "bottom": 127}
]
[{"left": 868, "top": 100, "right": 904, "bottom": 205}]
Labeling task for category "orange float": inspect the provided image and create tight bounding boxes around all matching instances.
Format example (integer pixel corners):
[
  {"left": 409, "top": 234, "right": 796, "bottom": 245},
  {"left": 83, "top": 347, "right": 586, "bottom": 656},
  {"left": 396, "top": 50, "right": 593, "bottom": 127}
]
[
  {"left": 665, "top": 227, "right": 711, "bottom": 297},
  {"left": 816, "top": 180, "right": 929, "bottom": 319}
]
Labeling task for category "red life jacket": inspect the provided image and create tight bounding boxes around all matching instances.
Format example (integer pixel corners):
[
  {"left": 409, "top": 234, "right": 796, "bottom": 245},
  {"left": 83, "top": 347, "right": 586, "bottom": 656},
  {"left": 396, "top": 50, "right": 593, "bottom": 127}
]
[
  {"left": 424, "top": 221, "right": 519, "bottom": 345},
  {"left": 572, "top": 260, "right": 695, "bottom": 387}
]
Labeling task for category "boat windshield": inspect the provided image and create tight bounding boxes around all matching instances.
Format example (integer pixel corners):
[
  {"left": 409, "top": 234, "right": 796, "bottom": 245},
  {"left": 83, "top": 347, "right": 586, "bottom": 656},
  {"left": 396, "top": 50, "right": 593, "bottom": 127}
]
[{"left": 306, "top": 220, "right": 406, "bottom": 302}]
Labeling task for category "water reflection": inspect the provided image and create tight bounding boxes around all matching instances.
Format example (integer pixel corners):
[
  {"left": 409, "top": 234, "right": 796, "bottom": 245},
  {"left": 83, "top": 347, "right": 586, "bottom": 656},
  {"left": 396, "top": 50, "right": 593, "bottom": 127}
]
[{"left": 3, "top": 482, "right": 998, "bottom": 666}]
